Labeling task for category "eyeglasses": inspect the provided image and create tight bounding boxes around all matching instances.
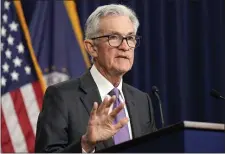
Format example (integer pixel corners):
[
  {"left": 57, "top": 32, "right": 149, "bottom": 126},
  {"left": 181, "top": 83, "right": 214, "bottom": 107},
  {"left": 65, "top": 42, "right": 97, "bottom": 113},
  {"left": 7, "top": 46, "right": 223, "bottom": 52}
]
[{"left": 90, "top": 34, "right": 141, "bottom": 48}]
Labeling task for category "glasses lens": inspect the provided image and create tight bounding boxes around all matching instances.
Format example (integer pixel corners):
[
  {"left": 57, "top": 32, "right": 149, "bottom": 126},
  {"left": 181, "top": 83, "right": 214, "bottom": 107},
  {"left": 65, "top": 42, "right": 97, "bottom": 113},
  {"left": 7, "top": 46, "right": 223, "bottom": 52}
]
[
  {"left": 127, "top": 36, "right": 137, "bottom": 48},
  {"left": 108, "top": 35, "right": 121, "bottom": 47},
  {"left": 108, "top": 35, "right": 140, "bottom": 48},
  {"left": 132, "top": 36, "right": 140, "bottom": 48}
]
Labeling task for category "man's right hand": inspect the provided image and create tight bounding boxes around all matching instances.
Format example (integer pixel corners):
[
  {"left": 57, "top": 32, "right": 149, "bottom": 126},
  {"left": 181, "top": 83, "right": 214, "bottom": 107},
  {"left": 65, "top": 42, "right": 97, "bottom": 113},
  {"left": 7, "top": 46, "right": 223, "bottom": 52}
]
[{"left": 81, "top": 95, "right": 129, "bottom": 152}]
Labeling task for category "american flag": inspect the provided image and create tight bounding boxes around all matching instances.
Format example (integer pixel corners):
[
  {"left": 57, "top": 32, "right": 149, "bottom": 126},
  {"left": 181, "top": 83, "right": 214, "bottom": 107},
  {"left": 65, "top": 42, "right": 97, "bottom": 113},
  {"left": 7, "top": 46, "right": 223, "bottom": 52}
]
[
  {"left": 1, "top": 1, "right": 44, "bottom": 152},
  {"left": 1, "top": 0, "right": 90, "bottom": 152}
]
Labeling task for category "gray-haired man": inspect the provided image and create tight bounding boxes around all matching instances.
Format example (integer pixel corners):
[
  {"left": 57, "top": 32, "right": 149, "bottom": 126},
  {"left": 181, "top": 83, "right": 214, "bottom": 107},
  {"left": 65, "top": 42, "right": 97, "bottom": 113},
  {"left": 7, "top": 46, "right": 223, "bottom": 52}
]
[{"left": 35, "top": 4, "right": 157, "bottom": 153}]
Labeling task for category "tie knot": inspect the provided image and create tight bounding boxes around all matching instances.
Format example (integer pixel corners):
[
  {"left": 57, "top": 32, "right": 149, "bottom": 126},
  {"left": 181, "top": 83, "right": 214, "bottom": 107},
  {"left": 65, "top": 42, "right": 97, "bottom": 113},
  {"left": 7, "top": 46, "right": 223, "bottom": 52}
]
[{"left": 109, "top": 87, "right": 120, "bottom": 98}]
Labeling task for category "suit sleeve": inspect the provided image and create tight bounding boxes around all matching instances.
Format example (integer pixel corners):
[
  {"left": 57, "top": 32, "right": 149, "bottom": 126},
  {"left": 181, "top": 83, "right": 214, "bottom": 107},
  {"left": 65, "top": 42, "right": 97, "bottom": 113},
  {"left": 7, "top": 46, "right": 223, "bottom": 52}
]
[{"left": 35, "top": 86, "right": 82, "bottom": 153}]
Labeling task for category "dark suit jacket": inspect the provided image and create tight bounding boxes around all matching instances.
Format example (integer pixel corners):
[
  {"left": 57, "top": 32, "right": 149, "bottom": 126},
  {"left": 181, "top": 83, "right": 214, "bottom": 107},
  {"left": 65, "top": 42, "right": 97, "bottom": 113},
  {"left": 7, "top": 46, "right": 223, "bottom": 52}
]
[{"left": 35, "top": 71, "right": 157, "bottom": 153}]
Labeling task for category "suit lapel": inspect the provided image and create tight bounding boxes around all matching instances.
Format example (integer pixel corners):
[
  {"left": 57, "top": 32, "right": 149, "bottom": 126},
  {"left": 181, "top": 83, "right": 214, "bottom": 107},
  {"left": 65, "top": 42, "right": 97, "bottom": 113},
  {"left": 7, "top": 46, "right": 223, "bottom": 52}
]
[
  {"left": 122, "top": 83, "right": 142, "bottom": 139},
  {"left": 79, "top": 71, "right": 101, "bottom": 114},
  {"left": 79, "top": 71, "right": 114, "bottom": 150}
]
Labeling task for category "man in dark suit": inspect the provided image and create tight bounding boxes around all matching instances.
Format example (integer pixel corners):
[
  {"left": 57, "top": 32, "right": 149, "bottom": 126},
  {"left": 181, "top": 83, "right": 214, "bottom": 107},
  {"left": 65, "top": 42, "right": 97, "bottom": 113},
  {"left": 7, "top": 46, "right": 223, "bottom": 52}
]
[{"left": 35, "top": 4, "right": 157, "bottom": 153}]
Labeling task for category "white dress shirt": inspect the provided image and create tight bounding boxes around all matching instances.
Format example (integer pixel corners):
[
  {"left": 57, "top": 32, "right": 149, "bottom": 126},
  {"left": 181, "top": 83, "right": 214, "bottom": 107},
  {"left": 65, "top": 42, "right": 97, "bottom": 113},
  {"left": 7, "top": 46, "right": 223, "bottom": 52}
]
[
  {"left": 82, "top": 65, "right": 133, "bottom": 153},
  {"left": 90, "top": 64, "right": 133, "bottom": 138}
]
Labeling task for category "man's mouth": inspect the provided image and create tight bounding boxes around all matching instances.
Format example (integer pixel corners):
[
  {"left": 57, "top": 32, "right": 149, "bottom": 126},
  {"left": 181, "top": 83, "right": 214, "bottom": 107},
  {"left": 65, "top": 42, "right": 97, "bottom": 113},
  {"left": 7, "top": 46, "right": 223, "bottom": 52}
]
[{"left": 116, "top": 55, "right": 129, "bottom": 59}]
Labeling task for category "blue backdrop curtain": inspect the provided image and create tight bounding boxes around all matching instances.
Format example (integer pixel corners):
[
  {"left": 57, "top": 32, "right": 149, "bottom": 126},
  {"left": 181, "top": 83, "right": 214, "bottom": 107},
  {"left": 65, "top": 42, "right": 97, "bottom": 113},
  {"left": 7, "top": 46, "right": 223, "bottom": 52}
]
[{"left": 22, "top": 0, "right": 225, "bottom": 128}]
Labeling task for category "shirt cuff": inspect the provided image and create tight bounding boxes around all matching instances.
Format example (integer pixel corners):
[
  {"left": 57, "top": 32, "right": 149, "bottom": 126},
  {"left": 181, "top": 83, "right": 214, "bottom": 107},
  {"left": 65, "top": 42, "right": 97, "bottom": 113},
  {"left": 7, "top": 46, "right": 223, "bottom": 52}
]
[{"left": 82, "top": 147, "right": 95, "bottom": 153}]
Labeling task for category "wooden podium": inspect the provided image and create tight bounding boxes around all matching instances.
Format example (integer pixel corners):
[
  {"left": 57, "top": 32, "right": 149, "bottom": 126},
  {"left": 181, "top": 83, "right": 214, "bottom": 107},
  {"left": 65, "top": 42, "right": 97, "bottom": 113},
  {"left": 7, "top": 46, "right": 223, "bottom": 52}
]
[{"left": 99, "top": 121, "right": 225, "bottom": 153}]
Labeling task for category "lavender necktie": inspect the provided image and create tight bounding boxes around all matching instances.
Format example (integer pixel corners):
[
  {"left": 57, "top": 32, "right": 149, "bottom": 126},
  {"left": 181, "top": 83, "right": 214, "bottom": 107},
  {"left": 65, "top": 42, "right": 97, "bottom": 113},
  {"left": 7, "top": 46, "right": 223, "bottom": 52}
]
[{"left": 109, "top": 88, "right": 130, "bottom": 145}]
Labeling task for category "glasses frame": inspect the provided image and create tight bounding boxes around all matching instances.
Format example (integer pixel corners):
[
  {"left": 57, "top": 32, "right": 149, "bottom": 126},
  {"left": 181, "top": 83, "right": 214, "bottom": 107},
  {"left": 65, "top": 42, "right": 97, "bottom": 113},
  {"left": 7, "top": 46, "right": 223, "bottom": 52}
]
[{"left": 90, "top": 34, "right": 141, "bottom": 48}]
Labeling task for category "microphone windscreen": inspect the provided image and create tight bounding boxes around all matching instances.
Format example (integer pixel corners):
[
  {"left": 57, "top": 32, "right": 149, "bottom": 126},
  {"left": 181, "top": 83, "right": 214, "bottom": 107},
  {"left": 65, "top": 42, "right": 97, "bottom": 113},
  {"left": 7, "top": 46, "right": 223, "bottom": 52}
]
[
  {"left": 210, "top": 89, "right": 221, "bottom": 99},
  {"left": 152, "top": 86, "right": 159, "bottom": 93}
]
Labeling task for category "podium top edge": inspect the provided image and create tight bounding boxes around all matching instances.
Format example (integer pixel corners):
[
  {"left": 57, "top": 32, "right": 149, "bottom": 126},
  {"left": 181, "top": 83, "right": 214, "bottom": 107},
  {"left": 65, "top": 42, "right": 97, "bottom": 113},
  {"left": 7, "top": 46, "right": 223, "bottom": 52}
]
[{"left": 183, "top": 121, "right": 225, "bottom": 131}]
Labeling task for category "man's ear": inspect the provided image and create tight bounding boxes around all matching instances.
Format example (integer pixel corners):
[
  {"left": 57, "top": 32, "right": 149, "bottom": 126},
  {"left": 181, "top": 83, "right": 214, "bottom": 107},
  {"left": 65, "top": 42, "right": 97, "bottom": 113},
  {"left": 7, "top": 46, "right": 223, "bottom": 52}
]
[{"left": 84, "top": 40, "right": 98, "bottom": 58}]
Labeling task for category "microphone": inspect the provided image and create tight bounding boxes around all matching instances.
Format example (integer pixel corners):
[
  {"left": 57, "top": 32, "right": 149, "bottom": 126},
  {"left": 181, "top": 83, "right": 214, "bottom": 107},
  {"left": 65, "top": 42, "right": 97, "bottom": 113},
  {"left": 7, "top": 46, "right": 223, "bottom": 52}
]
[
  {"left": 152, "top": 86, "right": 165, "bottom": 128},
  {"left": 210, "top": 89, "right": 225, "bottom": 100}
]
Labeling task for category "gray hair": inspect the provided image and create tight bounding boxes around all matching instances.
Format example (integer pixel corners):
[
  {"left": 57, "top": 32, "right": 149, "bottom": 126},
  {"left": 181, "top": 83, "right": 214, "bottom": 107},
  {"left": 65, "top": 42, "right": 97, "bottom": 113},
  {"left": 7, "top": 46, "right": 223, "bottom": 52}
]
[{"left": 84, "top": 4, "right": 139, "bottom": 39}]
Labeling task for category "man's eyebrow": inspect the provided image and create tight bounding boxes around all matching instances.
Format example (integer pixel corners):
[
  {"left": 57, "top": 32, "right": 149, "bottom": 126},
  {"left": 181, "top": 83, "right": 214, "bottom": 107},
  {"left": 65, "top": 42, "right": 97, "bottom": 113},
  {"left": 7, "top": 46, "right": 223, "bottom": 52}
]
[
  {"left": 108, "top": 31, "right": 121, "bottom": 35},
  {"left": 127, "top": 32, "right": 135, "bottom": 35},
  {"left": 107, "top": 31, "right": 135, "bottom": 36}
]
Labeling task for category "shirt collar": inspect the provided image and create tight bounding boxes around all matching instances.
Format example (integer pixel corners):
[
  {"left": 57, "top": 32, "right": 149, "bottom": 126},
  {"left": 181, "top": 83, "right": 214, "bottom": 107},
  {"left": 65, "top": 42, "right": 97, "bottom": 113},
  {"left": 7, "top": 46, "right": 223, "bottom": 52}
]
[{"left": 90, "top": 64, "right": 123, "bottom": 101}]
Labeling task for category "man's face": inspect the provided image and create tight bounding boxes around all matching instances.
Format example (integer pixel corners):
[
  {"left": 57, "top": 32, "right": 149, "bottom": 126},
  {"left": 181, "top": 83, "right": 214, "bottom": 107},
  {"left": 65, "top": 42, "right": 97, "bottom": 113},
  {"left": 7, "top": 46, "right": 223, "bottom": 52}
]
[{"left": 94, "top": 15, "right": 135, "bottom": 76}]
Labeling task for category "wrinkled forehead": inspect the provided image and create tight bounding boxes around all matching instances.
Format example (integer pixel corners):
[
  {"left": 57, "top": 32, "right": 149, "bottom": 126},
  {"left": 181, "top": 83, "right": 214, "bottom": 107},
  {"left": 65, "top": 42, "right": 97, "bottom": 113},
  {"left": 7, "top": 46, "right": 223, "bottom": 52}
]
[{"left": 98, "top": 15, "right": 135, "bottom": 35}]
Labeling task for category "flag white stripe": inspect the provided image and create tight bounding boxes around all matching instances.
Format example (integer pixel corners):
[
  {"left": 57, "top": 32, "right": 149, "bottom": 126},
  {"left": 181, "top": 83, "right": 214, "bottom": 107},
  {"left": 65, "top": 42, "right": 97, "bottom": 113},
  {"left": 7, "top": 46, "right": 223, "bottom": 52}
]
[
  {"left": 1, "top": 93, "right": 28, "bottom": 152},
  {"left": 20, "top": 83, "right": 40, "bottom": 135}
]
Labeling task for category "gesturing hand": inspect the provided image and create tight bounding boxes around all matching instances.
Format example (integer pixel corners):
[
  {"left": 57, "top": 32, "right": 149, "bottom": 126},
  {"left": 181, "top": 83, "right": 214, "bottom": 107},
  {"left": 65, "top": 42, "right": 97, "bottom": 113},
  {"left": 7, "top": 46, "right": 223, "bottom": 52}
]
[{"left": 81, "top": 95, "right": 129, "bottom": 152}]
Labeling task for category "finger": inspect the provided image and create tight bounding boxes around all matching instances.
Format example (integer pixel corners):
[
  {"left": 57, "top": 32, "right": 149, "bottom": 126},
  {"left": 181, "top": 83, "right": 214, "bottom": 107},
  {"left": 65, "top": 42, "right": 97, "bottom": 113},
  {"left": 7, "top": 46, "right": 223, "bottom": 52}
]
[
  {"left": 90, "top": 102, "right": 98, "bottom": 120},
  {"left": 109, "top": 103, "right": 124, "bottom": 119},
  {"left": 97, "top": 95, "right": 110, "bottom": 114},
  {"left": 98, "top": 95, "right": 116, "bottom": 115},
  {"left": 114, "top": 117, "right": 129, "bottom": 130},
  {"left": 104, "top": 107, "right": 110, "bottom": 115},
  {"left": 105, "top": 95, "right": 116, "bottom": 108}
]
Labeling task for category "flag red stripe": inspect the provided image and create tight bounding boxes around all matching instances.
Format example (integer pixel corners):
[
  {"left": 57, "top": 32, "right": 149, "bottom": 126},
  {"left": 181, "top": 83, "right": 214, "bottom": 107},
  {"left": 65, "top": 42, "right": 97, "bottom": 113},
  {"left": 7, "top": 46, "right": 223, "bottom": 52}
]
[
  {"left": 1, "top": 110, "right": 15, "bottom": 153},
  {"left": 10, "top": 90, "right": 35, "bottom": 152},
  {"left": 32, "top": 81, "right": 44, "bottom": 110}
]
